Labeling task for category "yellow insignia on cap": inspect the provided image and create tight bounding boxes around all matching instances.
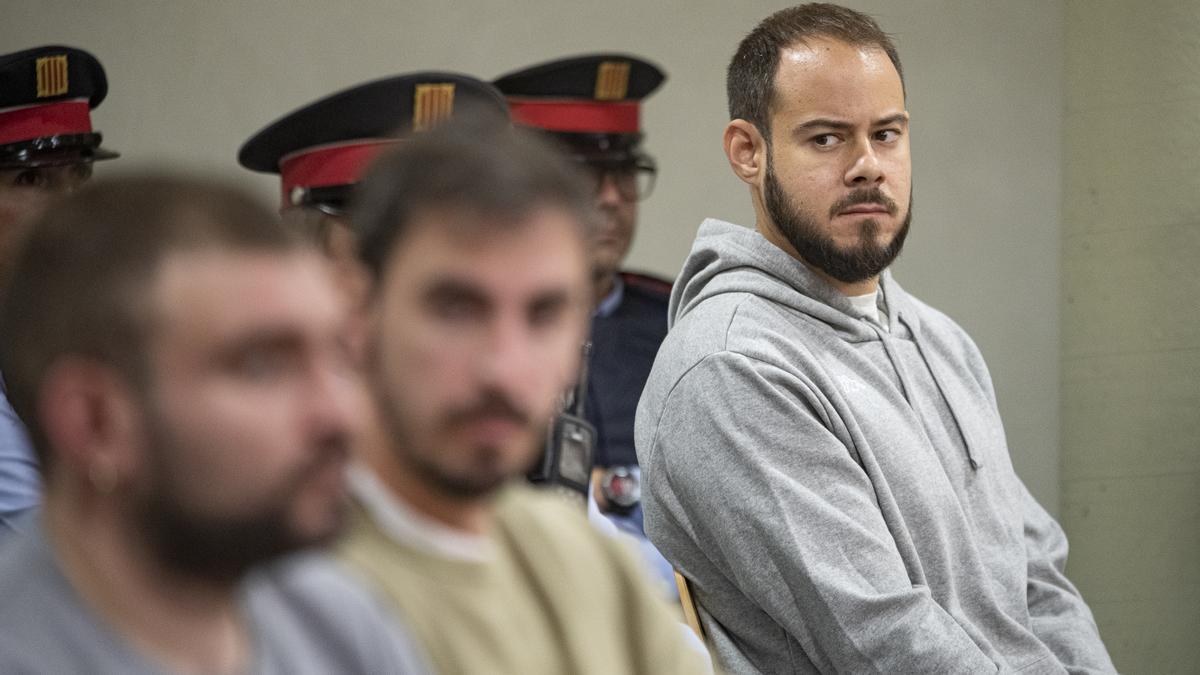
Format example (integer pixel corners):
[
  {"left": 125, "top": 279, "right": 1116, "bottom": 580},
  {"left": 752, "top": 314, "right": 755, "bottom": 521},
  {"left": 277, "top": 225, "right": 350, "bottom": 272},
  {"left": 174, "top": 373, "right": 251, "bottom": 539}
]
[
  {"left": 36, "top": 55, "right": 70, "bottom": 98},
  {"left": 594, "top": 61, "right": 630, "bottom": 101},
  {"left": 413, "top": 83, "right": 456, "bottom": 132}
]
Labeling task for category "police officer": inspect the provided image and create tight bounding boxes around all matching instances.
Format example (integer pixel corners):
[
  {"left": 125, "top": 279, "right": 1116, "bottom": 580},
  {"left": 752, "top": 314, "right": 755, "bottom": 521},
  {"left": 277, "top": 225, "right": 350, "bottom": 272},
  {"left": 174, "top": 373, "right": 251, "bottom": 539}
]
[
  {"left": 238, "top": 72, "right": 509, "bottom": 305},
  {"left": 0, "top": 45, "right": 118, "bottom": 533},
  {"left": 494, "top": 54, "right": 668, "bottom": 527},
  {"left": 492, "top": 55, "right": 678, "bottom": 597}
]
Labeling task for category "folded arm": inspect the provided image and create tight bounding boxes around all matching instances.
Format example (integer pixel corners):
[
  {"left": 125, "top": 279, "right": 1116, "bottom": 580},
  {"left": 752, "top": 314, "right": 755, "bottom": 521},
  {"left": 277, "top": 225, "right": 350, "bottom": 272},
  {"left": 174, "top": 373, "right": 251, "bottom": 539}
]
[{"left": 648, "top": 352, "right": 997, "bottom": 673}]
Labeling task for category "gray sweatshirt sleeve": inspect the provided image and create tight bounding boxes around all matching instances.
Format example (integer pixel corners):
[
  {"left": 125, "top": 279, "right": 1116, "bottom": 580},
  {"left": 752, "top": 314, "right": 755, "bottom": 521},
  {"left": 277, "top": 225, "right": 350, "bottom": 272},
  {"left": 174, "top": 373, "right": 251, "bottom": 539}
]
[
  {"left": 648, "top": 351, "right": 999, "bottom": 673},
  {"left": 1019, "top": 484, "right": 1116, "bottom": 673}
]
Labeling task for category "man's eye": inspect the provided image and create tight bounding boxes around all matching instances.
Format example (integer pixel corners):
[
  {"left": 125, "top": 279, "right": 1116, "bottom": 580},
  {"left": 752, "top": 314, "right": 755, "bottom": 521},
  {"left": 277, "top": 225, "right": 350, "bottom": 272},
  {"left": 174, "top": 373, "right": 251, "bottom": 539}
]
[
  {"left": 434, "top": 298, "right": 479, "bottom": 321},
  {"left": 11, "top": 170, "right": 47, "bottom": 188},
  {"left": 529, "top": 303, "right": 565, "bottom": 328},
  {"left": 875, "top": 129, "right": 901, "bottom": 143},
  {"left": 233, "top": 350, "right": 291, "bottom": 379},
  {"left": 812, "top": 134, "right": 839, "bottom": 148}
]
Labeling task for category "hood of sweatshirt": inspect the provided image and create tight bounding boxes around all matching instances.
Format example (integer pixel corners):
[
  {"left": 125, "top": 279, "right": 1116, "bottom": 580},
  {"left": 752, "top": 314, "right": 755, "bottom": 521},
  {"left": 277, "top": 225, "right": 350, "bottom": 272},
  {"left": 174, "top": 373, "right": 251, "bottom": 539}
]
[{"left": 670, "top": 218, "right": 920, "bottom": 339}]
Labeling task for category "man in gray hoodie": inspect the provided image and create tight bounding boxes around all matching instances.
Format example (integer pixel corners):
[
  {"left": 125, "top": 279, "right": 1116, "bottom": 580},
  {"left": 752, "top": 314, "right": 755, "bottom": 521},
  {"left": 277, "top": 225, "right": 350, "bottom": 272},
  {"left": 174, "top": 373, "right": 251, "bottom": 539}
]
[{"left": 635, "top": 4, "right": 1114, "bottom": 673}]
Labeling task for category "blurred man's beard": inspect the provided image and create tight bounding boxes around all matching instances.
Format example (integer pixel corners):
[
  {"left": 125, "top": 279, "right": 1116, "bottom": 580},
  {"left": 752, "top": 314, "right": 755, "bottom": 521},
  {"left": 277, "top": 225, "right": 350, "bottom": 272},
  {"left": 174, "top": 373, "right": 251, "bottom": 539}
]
[
  {"left": 370, "top": 365, "right": 539, "bottom": 501},
  {"left": 132, "top": 407, "right": 348, "bottom": 586},
  {"left": 764, "top": 152, "right": 911, "bottom": 284},
  {"left": 404, "top": 439, "right": 527, "bottom": 500}
]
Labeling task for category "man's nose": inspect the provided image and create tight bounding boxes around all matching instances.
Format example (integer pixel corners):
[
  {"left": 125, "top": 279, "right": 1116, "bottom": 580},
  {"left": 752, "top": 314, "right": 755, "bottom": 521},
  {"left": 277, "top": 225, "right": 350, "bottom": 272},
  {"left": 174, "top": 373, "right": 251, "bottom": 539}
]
[
  {"left": 595, "top": 169, "right": 624, "bottom": 206},
  {"left": 845, "top": 141, "right": 884, "bottom": 186},
  {"left": 477, "top": 315, "right": 537, "bottom": 392}
]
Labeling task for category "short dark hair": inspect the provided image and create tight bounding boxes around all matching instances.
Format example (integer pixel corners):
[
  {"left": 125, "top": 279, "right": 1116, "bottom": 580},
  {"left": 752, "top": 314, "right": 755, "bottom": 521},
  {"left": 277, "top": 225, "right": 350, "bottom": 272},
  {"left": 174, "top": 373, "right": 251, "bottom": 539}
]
[
  {"left": 352, "top": 117, "right": 596, "bottom": 280},
  {"left": 727, "top": 3, "right": 903, "bottom": 140},
  {"left": 0, "top": 173, "right": 303, "bottom": 470}
]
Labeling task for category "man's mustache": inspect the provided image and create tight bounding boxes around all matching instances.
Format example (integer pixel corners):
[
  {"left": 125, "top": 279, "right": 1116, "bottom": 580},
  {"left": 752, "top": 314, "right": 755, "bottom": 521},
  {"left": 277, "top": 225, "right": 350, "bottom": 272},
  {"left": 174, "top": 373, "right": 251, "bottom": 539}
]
[
  {"left": 442, "top": 389, "right": 531, "bottom": 429},
  {"left": 829, "top": 187, "right": 898, "bottom": 217}
]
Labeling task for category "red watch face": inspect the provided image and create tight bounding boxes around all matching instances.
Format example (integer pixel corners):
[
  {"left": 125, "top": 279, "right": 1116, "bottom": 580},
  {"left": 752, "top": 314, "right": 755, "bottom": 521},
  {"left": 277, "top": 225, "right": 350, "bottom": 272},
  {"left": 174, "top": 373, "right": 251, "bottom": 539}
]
[
  {"left": 609, "top": 475, "right": 633, "bottom": 498},
  {"left": 602, "top": 467, "right": 640, "bottom": 508}
]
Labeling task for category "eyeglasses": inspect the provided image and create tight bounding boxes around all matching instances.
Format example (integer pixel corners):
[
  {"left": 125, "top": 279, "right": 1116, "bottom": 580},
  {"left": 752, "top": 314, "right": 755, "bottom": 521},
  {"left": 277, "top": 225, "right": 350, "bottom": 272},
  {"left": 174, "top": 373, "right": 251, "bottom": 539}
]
[
  {"left": 582, "top": 158, "right": 657, "bottom": 202},
  {"left": 290, "top": 185, "right": 351, "bottom": 217}
]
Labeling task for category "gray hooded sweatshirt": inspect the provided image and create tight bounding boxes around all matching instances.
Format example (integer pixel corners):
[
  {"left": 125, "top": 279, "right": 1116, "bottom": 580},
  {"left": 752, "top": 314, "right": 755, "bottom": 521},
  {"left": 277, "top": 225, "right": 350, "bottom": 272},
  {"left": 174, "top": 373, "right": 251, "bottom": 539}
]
[{"left": 636, "top": 220, "right": 1114, "bottom": 674}]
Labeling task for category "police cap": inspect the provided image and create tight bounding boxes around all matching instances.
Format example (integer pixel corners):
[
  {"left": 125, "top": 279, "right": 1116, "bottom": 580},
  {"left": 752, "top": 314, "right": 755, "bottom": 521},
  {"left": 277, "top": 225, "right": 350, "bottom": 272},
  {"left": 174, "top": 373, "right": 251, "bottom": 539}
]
[
  {"left": 492, "top": 53, "right": 665, "bottom": 164},
  {"left": 0, "top": 45, "right": 118, "bottom": 169},
  {"left": 238, "top": 72, "right": 509, "bottom": 215}
]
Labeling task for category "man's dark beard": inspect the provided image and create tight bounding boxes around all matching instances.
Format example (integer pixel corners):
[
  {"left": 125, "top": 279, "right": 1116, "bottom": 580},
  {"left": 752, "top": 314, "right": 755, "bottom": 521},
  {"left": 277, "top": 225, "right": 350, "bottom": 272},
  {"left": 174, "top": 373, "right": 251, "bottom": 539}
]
[
  {"left": 764, "top": 152, "right": 911, "bottom": 284},
  {"left": 132, "top": 410, "right": 349, "bottom": 586}
]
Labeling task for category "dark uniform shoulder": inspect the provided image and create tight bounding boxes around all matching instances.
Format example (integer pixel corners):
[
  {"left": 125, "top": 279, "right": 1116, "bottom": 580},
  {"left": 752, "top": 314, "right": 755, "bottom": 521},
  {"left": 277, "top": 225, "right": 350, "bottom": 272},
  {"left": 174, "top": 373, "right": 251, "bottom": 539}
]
[{"left": 620, "top": 271, "right": 672, "bottom": 301}]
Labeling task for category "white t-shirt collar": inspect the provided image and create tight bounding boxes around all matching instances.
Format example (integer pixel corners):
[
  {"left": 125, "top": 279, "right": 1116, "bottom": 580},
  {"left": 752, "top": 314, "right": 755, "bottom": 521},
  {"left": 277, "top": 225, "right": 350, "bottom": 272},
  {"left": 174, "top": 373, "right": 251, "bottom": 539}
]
[{"left": 347, "top": 463, "right": 492, "bottom": 563}]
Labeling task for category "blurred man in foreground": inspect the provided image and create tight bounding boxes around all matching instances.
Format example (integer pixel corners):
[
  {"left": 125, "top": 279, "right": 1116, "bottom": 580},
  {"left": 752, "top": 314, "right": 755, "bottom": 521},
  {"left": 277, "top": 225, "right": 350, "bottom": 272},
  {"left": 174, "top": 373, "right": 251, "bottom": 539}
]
[
  {"left": 338, "top": 121, "right": 709, "bottom": 674},
  {"left": 0, "top": 175, "right": 426, "bottom": 673}
]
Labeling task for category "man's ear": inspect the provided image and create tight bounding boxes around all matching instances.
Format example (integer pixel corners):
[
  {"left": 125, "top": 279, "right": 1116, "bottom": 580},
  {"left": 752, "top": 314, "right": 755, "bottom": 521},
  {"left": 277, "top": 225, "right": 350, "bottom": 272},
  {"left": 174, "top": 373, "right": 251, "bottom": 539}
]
[
  {"left": 724, "top": 119, "right": 768, "bottom": 186},
  {"left": 38, "top": 357, "right": 141, "bottom": 490}
]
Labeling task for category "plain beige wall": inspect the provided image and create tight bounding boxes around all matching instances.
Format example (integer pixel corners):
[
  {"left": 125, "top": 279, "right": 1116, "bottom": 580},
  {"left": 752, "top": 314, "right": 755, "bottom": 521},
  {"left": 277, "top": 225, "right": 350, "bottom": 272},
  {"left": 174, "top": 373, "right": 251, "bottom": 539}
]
[
  {"left": 1, "top": 1, "right": 1065, "bottom": 512},
  {"left": 1061, "top": 1, "right": 1200, "bottom": 671}
]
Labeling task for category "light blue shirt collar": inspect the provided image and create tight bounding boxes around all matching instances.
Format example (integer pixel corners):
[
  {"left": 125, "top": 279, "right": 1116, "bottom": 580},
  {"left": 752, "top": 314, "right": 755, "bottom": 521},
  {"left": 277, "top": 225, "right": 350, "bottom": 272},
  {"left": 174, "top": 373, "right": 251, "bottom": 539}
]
[{"left": 594, "top": 274, "right": 625, "bottom": 318}]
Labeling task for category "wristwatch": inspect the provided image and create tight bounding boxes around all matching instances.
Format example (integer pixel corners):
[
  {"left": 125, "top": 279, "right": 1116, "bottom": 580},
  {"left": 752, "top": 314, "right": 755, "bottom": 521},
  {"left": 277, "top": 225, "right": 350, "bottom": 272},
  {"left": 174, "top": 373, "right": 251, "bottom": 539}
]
[{"left": 600, "top": 465, "right": 641, "bottom": 515}]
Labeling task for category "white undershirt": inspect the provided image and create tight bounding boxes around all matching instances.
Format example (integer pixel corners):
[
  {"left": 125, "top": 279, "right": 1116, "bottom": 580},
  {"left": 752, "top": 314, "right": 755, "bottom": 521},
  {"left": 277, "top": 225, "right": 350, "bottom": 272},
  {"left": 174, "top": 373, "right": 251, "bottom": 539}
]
[
  {"left": 846, "top": 288, "right": 889, "bottom": 332},
  {"left": 347, "top": 463, "right": 492, "bottom": 563}
]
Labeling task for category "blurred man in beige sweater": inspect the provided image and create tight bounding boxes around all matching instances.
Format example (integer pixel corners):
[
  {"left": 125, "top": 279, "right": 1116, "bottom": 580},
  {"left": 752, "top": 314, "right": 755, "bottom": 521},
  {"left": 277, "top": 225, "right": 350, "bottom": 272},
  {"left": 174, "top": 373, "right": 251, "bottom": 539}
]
[{"left": 338, "top": 120, "right": 710, "bottom": 675}]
